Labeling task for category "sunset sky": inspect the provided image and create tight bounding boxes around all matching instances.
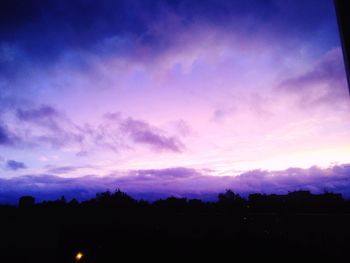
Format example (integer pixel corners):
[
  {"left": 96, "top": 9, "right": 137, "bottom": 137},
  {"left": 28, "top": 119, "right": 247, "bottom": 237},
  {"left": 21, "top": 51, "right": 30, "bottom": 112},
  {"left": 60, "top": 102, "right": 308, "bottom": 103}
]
[{"left": 1, "top": 0, "right": 350, "bottom": 203}]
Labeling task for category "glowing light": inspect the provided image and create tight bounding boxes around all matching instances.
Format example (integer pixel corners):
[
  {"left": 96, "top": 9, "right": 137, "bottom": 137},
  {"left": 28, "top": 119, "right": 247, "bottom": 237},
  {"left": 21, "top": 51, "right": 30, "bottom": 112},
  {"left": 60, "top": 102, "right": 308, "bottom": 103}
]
[{"left": 75, "top": 252, "right": 84, "bottom": 261}]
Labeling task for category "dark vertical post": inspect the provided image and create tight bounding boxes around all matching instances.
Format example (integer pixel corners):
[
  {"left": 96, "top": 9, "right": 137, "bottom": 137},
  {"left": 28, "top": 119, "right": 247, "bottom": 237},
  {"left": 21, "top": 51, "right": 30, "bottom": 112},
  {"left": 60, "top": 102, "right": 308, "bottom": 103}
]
[{"left": 334, "top": 0, "right": 350, "bottom": 93}]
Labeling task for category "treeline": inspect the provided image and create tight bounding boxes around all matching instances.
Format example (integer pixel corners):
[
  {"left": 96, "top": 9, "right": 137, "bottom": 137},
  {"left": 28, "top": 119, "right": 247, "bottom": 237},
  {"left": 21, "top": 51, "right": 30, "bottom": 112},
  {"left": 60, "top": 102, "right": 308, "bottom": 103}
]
[
  {"left": 1, "top": 189, "right": 350, "bottom": 262},
  {"left": 13, "top": 189, "right": 349, "bottom": 214}
]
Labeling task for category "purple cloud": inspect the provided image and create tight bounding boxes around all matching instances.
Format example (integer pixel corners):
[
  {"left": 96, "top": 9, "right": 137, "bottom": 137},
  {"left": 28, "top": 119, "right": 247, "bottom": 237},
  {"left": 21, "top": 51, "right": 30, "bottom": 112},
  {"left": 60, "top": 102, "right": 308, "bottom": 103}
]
[
  {"left": 16, "top": 105, "right": 70, "bottom": 134},
  {"left": 0, "top": 0, "right": 335, "bottom": 68},
  {"left": 88, "top": 113, "right": 186, "bottom": 153},
  {"left": 9, "top": 104, "right": 86, "bottom": 149},
  {"left": 16, "top": 105, "right": 59, "bottom": 121},
  {"left": 46, "top": 166, "right": 82, "bottom": 175},
  {"left": 0, "top": 123, "right": 19, "bottom": 146},
  {"left": 0, "top": 175, "right": 94, "bottom": 204},
  {"left": 120, "top": 117, "right": 185, "bottom": 152},
  {"left": 211, "top": 93, "right": 271, "bottom": 123},
  {"left": 278, "top": 48, "right": 348, "bottom": 108},
  {"left": 0, "top": 124, "right": 13, "bottom": 145},
  {"left": 1, "top": 164, "right": 350, "bottom": 204},
  {"left": 1, "top": 105, "right": 185, "bottom": 155},
  {"left": 6, "top": 160, "right": 26, "bottom": 170},
  {"left": 175, "top": 120, "right": 191, "bottom": 137}
]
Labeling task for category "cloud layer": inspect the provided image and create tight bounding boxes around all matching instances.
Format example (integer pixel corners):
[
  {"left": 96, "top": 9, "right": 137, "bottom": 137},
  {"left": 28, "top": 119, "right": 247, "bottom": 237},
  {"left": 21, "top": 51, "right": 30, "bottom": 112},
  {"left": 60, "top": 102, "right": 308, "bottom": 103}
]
[{"left": 1, "top": 164, "right": 350, "bottom": 204}]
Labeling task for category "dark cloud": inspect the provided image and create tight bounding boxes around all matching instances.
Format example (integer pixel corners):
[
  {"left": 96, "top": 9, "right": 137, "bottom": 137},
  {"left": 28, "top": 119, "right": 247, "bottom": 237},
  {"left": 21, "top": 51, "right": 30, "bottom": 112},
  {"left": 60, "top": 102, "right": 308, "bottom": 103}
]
[
  {"left": 0, "top": 123, "right": 18, "bottom": 146},
  {"left": 0, "top": 124, "right": 12, "bottom": 145},
  {"left": 16, "top": 105, "right": 83, "bottom": 148},
  {"left": 1, "top": 164, "right": 350, "bottom": 204},
  {"left": 6, "top": 160, "right": 26, "bottom": 170},
  {"left": 16, "top": 104, "right": 69, "bottom": 135},
  {"left": 232, "top": 165, "right": 350, "bottom": 195},
  {"left": 16, "top": 105, "right": 59, "bottom": 121},
  {"left": 0, "top": 174, "right": 94, "bottom": 204},
  {"left": 120, "top": 117, "right": 185, "bottom": 152},
  {"left": 0, "top": 0, "right": 338, "bottom": 74}
]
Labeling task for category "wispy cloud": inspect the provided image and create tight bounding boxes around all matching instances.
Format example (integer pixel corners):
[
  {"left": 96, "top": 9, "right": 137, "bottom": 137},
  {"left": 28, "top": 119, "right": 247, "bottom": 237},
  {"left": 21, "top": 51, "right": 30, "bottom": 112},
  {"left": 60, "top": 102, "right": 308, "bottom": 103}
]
[
  {"left": 120, "top": 117, "right": 185, "bottom": 152},
  {"left": 12, "top": 104, "right": 85, "bottom": 149},
  {"left": 46, "top": 166, "right": 84, "bottom": 175},
  {"left": 278, "top": 48, "right": 348, "bottom": 108},
  {"left": 1, "top": 104, "right": 185, "bottom": 154}
]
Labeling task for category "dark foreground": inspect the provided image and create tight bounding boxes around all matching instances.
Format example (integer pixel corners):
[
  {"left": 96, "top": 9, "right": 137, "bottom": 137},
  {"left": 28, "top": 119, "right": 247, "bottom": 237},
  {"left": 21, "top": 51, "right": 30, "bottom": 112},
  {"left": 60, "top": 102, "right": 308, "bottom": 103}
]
[{"left": 1, "top": 190, "right": 350, "bottom": 262}]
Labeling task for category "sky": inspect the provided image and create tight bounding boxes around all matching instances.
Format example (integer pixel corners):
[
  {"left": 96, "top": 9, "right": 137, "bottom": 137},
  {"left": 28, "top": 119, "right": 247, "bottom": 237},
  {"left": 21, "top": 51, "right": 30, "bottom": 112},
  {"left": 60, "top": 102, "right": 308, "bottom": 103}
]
[{"left": 1, "top": 0, "right": 350, "bottom": 203}]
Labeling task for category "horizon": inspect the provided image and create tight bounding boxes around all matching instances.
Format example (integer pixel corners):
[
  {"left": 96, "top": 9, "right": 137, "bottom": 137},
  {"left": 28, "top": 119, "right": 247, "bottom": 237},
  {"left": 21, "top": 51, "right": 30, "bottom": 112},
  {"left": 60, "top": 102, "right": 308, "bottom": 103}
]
[
  {"left": 2, "top": 164, "right": 350, "bottom": 204},
  {"left": 1, "top": 0, "right": 350, "bottom": 204}
]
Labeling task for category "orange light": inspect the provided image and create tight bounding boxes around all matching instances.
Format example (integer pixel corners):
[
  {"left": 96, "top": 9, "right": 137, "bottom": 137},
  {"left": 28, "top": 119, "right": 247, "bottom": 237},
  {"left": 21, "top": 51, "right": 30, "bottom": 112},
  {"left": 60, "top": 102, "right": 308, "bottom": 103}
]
[{"left": 75, "top": 252, "right": 84, "bottom": 261}]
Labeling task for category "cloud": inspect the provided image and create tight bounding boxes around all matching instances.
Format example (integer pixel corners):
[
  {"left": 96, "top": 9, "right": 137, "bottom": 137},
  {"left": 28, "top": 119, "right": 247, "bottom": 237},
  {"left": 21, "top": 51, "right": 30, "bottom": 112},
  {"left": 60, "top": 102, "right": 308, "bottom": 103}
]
[
  {"left": 120, "top": 117, "right": 185, "bottom": 152},
  {"left": 278, "top": 48, "right": 348, "bottom": 108},
  {"left": 46, "top": 166, "right": 82, "bottom": 175},
  {"left": 175, "top": 120, "right": 191, "bottom": 137},
  {"left": 0, "top": 124, "right": 13, "bottom": 145},
  {"left": 16, "top": 105, "right": 59, "bottom": 122},
  {"left": 129, "top": 167, "right": 200, "bottom": 179},
  {"left": 45, "top": 164, "right": 96, "bottom": 175},
  {"left": 211, "top": 92, "right": 273, "bottom": 125},
  {"left": 1, "top": 104, "right": 185, "bottom": 154},
  {"left": 0, "top": 123, "right": 18, "bottom": 146},
  {"left": 16, "top": 104, "right": 71, "bottom": 133},
  {"left": 0, "top": 174, "right": 93, "bottom": 204},
  {"left": 6, "top": 160, "right": 26, "bottom": 170},
  {"left": 231, "top": 165, "right": 350, "bottom": 195},
  {"left": 98, "top": 113, "right": 185, "bottom": 153},
  {"left": 1, "top": 164, "right": 350, "bottom": 204},
  {"left": 12, "top": 104, "right": 85, "bottom": 149},
  {"left": 0, "top": 0, "right": 338, "bottom": 78},
  {"left": 0, "top": 0, "right": 341, "bottom": 134}
]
